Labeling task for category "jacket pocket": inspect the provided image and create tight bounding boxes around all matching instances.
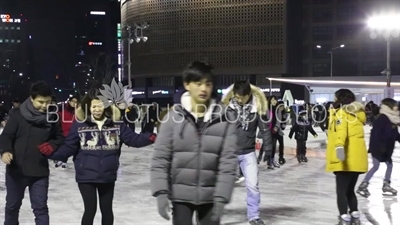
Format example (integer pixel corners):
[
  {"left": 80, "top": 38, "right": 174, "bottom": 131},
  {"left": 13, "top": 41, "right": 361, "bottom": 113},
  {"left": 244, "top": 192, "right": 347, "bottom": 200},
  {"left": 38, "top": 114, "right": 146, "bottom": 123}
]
[{"left": 103, "top": 155, "right": 119, "bottom": 174}]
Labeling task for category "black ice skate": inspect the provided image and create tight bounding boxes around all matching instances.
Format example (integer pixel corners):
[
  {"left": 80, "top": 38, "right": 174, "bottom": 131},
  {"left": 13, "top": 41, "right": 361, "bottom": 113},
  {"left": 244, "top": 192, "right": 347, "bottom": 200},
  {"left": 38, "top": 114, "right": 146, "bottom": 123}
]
[
  {"left": 296, "top": 154, "right": 302, "bottom": 163},
  {"left": 278, "top": 157, "right": 286, "bottom": 165},
  {"left": 271, "top": 158, "right": 280, "bottom": 168},
  {"left": 249, "top": 218, "right": 265, "bottom": 225},
  {"left": 382, "top": 180, "right": 397, "bottom": 196},
  {"left": 356, "top": 181, "right": 370, "bottom": 198},
  {"left": 266, "top": 159, "right": 274, "bottom": 170},
  {"left": 302, "top": 155, "right": 308, "bottom": 162},
  {"left": 337, "top": 215, "right": 351, "bottom": 225}
]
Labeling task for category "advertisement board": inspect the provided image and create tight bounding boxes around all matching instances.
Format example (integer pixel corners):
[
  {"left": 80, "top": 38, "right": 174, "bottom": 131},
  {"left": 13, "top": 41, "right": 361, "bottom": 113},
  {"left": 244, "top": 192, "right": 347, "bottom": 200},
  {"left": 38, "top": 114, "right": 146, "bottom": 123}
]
[
  {"left": 148, "top": 87, "right": 174, "bottom": 98},
  {"left": 132, "top": 88, "right": 146, "bottom": 99}
]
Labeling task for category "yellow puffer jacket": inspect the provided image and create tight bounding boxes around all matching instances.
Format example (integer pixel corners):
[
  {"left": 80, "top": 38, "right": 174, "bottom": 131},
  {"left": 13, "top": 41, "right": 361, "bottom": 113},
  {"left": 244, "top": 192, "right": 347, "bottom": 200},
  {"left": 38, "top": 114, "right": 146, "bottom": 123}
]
[{"left": 326, "top": 101, "right": 368, "bottom": 173}]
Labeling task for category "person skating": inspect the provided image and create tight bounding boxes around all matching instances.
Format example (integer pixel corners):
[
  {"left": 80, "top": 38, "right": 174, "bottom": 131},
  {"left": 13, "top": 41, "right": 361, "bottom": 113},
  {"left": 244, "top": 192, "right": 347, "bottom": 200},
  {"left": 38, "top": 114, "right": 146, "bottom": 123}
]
[
  {"left": 54, "top": 96, "right": 78, "bottom": 169},
  {"left": 288, "top": 110, "right": 318, "bottom": 163},
  {"left": 221, "top": 80, "right": 272, "bottom": 225},
  {"left": 40, "top": 90, "right": 156, "bottom": 225},
  {"left": 150, "top": 61, "right": 238, "bottom": 225},
  {"left": 326, "top": 89, "right": 368, "bottom": 225},
  {"left": 357, "top": 98, "right": 399, "bottom": 198},
  {"left": 0, "top": 81, "right": 65, "bottom": 225}
]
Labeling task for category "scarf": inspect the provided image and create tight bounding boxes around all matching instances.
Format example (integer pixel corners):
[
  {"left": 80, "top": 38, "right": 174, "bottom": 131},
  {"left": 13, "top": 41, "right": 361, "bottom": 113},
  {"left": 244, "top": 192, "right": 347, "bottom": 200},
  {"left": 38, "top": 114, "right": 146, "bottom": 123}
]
[
  {"left": 20, "top": 98, "right": 54, "bottom": 125},
  {"left": 379, "top": 104, "right": 400, "bottom": 124},
  {"left": 230, "top": 98, "right": 253, "bottom": 130}
]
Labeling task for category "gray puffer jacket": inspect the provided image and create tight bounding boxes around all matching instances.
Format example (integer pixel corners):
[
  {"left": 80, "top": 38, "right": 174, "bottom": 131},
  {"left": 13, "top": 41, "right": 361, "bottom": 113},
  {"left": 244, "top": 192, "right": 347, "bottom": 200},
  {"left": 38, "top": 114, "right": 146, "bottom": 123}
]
[{"left": 150, "top": 92, "right": 238, "bottom": 205}]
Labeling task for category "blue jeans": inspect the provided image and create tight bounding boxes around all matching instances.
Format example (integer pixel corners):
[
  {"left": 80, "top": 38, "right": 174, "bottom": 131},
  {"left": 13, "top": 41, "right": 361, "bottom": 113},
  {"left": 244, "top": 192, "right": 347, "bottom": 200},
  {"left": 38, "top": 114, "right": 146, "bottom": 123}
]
[
  {"left": 364, "top": 157, "right": 393, "bottom": 182},
  {"left": 238, "top": 151, "right": 260, "bottom": 221}
]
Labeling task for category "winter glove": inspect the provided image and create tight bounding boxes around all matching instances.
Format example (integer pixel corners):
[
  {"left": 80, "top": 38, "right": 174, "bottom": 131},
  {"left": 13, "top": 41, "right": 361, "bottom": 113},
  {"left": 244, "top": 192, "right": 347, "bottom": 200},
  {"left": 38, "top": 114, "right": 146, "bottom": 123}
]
[
  {"left": 37, "top": 143, "right": 54, "bottom": 156},
  {"left": 335, "top": 146, "right": 345, "bottom": 161},
  {"left": 149, "top": 134, "right": 157, "bottom": 143},
  {"left": 210, "top": 200, "right": 226, "bottom": 221},
  {"left": 156, "top": 194, "right": 170, "bottom": 220}
]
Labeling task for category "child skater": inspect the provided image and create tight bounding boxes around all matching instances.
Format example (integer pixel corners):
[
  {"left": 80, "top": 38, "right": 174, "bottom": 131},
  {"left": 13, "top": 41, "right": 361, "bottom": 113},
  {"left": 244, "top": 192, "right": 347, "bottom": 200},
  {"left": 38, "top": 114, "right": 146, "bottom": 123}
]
[
  {"left": 289, "top": 110, "right": 317, "bottom": 163},
  {"left": 357, "top": 98, "right": 398, "bottom": 197},
  {"left": 39, "top": 90, "right": 156, "bottom": 225}
]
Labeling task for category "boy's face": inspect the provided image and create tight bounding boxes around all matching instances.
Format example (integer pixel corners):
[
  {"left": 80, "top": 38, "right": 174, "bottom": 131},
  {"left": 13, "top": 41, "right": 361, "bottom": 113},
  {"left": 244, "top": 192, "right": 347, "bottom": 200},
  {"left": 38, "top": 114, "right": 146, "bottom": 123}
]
[{"left": 184, "top": 78, "right": 213, "bottom": 104}]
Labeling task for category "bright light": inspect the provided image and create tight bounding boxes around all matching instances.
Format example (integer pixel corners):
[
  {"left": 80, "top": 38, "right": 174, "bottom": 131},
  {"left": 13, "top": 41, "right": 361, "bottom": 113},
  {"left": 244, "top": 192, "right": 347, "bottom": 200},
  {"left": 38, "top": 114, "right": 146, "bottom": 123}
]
[
  {"left": 340, "top": 44, "right": 345, "bottom": 48},
  {"left": 316, "top": 45, "right": 321, "bottom": 48},
  {"left": 368, "top": 14, "right": 400, "bottom": 30},
  {"left": 19, "top": 73, "right": 22, "bottom": 76},
  {"left": 88, "top": 41, "right": 102, "bottom": 46},
  {"left": 90, "top": 11, "right": 105, "bottom": 15},
  {"left": 266, "top": 77, "right": 400, "bottom": 87}
]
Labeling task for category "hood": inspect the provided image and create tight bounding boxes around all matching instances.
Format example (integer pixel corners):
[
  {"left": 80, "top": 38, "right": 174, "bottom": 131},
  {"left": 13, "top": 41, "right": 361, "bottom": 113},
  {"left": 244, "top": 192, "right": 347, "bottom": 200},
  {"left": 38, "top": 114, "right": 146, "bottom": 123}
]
[
  {"left": 177, "top": 91, "right": 219, "bottom": 122},
  {"left": 221, "top": 84, "right": 268, "bottom": 115},
  {"left": 342, "top": 101, "right": 366, "bottom": 123},
  {"left": 75, "top": 104, "right": 121, "bottom": 122}
]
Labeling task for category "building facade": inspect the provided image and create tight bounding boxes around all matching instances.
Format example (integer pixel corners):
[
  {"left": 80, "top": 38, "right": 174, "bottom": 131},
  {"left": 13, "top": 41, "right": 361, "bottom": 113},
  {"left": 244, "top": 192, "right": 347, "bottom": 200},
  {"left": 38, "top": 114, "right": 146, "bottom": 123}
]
[
  {"left": 121, "top": 0, "right": 298, "bottom": 104},
  {"left": 302, "top": 0, "right": 400, "bottom": 78},
  {"left": 0, "top": 12, "right": 31, "bottom": 104}
]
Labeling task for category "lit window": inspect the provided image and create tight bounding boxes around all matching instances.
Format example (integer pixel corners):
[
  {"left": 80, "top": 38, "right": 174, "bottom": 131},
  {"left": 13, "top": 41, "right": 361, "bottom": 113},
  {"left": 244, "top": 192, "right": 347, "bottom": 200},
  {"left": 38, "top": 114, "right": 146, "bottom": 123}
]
[
  {"left": 16, "top": 27, "right": 20, "bottom": 30},
  {"left": 10, "top": 39, "right": 14, "bottom": 43},
  {"left": 17, "top": 40, "right": 21, "bottom": 43},
  {"left": 5, "top": 39, "right": 9, "bottom": 43},
  {"left": 11, "top": 27, "right": 14, "bottom": 30},
  {"left": 0, "top": 39, "right": 3, "bottom": 43},
  {"left": 5, "top": 27, "right": 8, "bottom": 29}
]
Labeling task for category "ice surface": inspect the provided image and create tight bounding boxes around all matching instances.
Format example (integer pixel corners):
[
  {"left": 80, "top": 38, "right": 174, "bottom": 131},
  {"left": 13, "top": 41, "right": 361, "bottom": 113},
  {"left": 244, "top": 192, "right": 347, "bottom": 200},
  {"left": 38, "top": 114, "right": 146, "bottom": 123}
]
[{"left": 0, "top": 126, "right": 398, "bottom": 224}]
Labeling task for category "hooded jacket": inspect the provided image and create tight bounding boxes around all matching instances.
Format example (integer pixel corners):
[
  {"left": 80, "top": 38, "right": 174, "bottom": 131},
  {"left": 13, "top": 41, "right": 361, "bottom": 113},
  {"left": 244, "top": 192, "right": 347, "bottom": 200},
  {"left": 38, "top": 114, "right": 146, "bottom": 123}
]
[
  {"left": 0, "top": 99, "right": 64, "bottom": 177},
  {"left": 326, "top": 101, "right": 368, "bottom": 173},
  {"left": 48, "top": 105, "right": 154, "bottom": 183},
  {"left": 221, "top": 84, "right": 272, "bottom": 156},
  {"left": 150, "top": 92, "right": 238, "bottom": 205}
]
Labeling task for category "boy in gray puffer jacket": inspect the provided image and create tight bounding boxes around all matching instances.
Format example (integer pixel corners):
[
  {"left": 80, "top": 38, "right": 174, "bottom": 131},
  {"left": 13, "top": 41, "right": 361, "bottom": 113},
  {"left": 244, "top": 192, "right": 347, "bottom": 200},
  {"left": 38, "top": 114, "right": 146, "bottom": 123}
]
[{"left": 150, "top": 61, "right": 238, "bottom": 225}]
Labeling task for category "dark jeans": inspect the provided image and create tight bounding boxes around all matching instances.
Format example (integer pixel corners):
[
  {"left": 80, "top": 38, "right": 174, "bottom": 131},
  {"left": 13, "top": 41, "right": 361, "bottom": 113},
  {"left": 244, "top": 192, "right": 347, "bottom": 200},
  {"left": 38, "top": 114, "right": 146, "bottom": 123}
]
[
  {"left": 335, "top": 172, "right": 359, "bottom": 215},
  {"left": 141, "top": 122, "right": 155, "bottom": 133},
  {"left": 296, "top": 140, "right": 307, "bottom": 156},
  {"left": 4, "top": 173, "right": 49, "bottom": 225},
  {"left": 172, "top": 202, "right": 218, "bottom": 225},
  {"left": 272, "top": 134, "right": 284, "bottom": 158},
  {"left": 78, "top": 182, "right": 115, "bottom": 225}
]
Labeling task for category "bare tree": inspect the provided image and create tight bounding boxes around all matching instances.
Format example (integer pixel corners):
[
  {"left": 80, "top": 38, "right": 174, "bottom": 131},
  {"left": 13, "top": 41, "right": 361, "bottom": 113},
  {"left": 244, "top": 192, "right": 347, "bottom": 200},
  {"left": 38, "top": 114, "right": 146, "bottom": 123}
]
[{"left": 89, "top": 53, "right": 117, "bottom": 89}]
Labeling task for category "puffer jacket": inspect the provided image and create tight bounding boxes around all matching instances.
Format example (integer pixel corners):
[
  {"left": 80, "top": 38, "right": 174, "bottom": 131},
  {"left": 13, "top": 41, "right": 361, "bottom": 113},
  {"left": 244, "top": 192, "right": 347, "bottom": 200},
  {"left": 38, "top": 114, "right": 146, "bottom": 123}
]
[
  {"left": 48, "top": 105, "right": 154, "bottom": 183},
  {"left": 221, "top": 84, "right": 272, "bottom": 156},
  {"left": 150, "top": 91, "right": 238, "bottom": 205},
  {"left": 288, "top": 117, "right": 317, "bottom": 141},
  {"left": 326, "top": 101, "right": 368, "bottom": 173}
]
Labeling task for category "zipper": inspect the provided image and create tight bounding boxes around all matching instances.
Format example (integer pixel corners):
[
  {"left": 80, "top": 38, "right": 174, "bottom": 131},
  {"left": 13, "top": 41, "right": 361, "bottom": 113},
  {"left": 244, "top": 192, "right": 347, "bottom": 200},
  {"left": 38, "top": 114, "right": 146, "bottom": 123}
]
[{"left": 196, "top": 121, "right": 210, "bottom": 204}]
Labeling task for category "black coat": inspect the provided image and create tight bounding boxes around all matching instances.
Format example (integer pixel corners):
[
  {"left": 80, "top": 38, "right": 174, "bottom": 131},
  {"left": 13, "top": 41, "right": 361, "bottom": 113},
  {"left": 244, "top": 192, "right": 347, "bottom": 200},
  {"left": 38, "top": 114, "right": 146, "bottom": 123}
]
[
  {"left": 289, "top": 118, "right": 317, "bottom": 141},
  {"left": 0, "top": 108, "right": 65, "bottom": 177},
  {"left": 369, "top": 114, "right": 400, "bottom": 162}
]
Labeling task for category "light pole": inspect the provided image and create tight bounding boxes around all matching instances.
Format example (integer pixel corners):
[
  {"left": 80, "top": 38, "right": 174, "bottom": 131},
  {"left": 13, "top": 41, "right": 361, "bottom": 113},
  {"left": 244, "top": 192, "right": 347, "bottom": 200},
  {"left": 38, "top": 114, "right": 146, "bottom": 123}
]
[
  {"left": 125, "top": 22, "right": 149, "bottom": 88},
  {"left": 316, "top": 44, "right": 345, "bottom": 77},
  {"left": 368, "top": 14, "right": 400, "bottom": 96}
]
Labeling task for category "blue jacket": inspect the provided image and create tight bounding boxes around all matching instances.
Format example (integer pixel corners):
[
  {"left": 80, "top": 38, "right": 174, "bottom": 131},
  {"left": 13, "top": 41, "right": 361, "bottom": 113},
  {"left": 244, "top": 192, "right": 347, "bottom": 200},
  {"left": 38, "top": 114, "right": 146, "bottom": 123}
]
[{"left": 49, "top": 105, "right": 153, "bottom": 183}]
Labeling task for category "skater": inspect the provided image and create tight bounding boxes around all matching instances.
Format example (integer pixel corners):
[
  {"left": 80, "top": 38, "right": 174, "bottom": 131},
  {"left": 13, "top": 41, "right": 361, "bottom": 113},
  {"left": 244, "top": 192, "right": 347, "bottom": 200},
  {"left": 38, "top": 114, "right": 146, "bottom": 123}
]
[
  {"left": 288, "top": 110, "right": 317, "bottom": 163},
  {"left": 357, "top": 98, "right": 399, "bottom": 198},
  {"left": 150, "top": 61, "right": 238, "bottom": 225},
  {"left": 326, "top": 89, "right": 368, "bottom": 225},
  {"left": 54, "top": 95, "right": 78, "bottom": 169},
  {"left": 40, "top": 90, "right": 156, "bottom": 225},
  {"left": 142, "top": 102, "right": 159, "bottom": 133},
  {"left": 221, "top": 80, "right": 272, "bottom": 225},
  {"left": 0, "top": 81, "right": 65, "bottom": 225}
]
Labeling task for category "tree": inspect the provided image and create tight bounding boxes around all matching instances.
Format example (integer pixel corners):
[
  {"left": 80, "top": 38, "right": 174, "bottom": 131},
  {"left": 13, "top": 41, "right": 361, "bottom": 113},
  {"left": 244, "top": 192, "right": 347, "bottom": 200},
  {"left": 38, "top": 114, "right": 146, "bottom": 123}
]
[{"left": 89, "top": 53, "right": 118, "bottom": 89}]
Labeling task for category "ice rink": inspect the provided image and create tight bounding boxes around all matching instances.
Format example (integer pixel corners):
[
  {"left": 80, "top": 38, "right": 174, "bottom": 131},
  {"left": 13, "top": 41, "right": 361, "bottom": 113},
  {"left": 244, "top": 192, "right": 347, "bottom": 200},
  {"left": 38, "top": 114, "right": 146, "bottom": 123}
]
[{"left": 0, "top": 126, "right": 399, "bottom": 224}]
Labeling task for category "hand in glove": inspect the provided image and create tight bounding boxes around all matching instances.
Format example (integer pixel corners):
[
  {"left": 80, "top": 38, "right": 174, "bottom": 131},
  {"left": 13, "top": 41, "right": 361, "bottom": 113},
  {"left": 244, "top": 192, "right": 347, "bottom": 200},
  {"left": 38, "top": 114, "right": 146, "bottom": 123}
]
[
  {"left": 37, "top": 143, "right": 54, "bottom": 156},
  {"left": 335, "top": 146, "right": 345, "bottom": 161},
  {"left": 149, "top": 134, "right": 157, "bottom": 143},
  {"left": 210, "top": 200, "right": 225, "bottom": 221},
  {"left": 156, "top": 194, "right": 170, "bottom": 220}
]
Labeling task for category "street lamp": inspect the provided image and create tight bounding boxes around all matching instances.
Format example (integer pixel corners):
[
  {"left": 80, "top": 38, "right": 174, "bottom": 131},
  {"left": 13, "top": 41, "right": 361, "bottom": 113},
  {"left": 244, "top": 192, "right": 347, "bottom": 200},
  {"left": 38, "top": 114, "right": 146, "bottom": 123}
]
[
  {"left": 327, "top": 44, "right": 345, "bottom": 77},
  {"left": 125, "top": 22, "right": 149, "bottom": 88},
  {"left": 367, "top": 14, "right": 400, "bottom": 97}
]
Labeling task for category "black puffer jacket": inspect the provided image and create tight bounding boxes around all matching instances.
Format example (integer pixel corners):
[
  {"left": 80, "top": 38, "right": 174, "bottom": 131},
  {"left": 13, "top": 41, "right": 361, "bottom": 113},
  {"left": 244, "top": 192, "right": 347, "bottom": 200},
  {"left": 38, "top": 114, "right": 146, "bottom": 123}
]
[{"left": 288, "top": 117, "right": 317, "bottom": 141}]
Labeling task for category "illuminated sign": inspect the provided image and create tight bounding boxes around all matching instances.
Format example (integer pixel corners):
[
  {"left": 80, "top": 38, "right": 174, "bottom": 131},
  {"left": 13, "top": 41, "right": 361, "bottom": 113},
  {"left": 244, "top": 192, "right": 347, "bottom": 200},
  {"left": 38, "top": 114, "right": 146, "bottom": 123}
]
[
  {"left": 132, "top": 89, "right": 146, "bottom": 99},
  {"left": 260, "top": 88, "right": 280, "bottom": 92},
  {"left": 152, "top": 90, "right": 169, "bottom": 95},
  {"left": 148, "top": 88, "right": 173, "bottom": 98},
  {"left": 0, "top": 14, "right": 21, "bottom": 23},
  {"left": 90, "top": 11, "right": 105, "bottom": 15},
  {"left": 132, "top": 91, "right": 145, "bottom": 95},
  {"left": 88, "top": 42, "right": 102, "bottom": 46}
]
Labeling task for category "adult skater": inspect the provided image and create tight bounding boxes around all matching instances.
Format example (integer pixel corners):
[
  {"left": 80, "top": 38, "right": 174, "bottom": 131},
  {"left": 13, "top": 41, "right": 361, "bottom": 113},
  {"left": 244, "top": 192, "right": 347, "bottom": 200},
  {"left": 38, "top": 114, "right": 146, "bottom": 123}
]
[
  {"left": 326, "top": 89, "right": 367, "bottom": 225},
  {"left": 357, "top": 98, "right": 399, "bottom": 197},
  {"left": 221, "top": 80, "right": 272, "bottom": 225},
  {"left": 39, "top": 90, "right": 156, "bottom": 225},
  {"left": 150, "top": 61, "right": 238, "bottom": 225},
  {"left": 0, "top": 81, "right": 65, "bottom": 225}
]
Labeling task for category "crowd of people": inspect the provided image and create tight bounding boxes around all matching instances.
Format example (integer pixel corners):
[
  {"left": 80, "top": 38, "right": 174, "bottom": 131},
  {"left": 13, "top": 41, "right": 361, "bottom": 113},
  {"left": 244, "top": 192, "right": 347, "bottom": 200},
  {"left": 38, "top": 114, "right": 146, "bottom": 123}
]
[{"left": 0, "top": 61, "right": 398, "bottom": 225}]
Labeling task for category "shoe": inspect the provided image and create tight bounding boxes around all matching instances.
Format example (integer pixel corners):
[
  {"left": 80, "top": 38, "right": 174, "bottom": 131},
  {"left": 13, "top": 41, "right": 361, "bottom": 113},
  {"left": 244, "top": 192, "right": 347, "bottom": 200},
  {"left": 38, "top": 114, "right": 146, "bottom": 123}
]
[
  {"left": 296, "top": 154, "right": 302, "bottom": 163},
  {"left": 61, "top": 164, "right": 67, "bottom": 170},
  {"left": 235, "top": 176, "right": 245, "bottom": 184},
  {"left": 249, "top": 218, "right": 265, "bottom": 225},
  {"left": 271, "top": 158, "right": 280, "bottom": 168},
  {"left": 302, "top": 155, "right": 308, "bottom": 162},
  {"left": 266, "top": 160, "right": 274, "bottom": 170},
  {"left": 278, "top": 157, "right": 286, "bottom": 165}
]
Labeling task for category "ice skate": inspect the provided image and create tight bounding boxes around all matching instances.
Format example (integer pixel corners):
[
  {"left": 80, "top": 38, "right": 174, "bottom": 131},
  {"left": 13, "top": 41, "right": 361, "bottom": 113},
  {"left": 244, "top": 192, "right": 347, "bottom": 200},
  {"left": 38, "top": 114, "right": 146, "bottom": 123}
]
[
  {"left": 278, "top": 157, "right": 286, "bottom": 165},
  {"left": 271, "top": 158, "right": 280, "bottom": 168},
  {"left": 302, "top": 155, "right": 308, "bottom": 162},
  {"left": 55, "top": 161, "right": 62, "bottom": 168},
  {"left": 337, "top": 215, "right": 351, "bottom": 225},
  {"left": 266, "top": 159, "right": 274, "bottom": 170},
  {"left": 249, "top": 218, "right": 265, "bottom": 225},
  {"left": 296, "top": 154, "right": 302, "bottom": 163},
  {"left": 350, "top": 211, "right": 361, "bottom": 225},
  {"left": 61, "top": 163, "right": 67, "bottom": 170},
  {"left": 356, "top": 181, "right": 370, "bottom": 198},
  {"left": 382, "top": 180, "right": 397, "bottom": 196}
]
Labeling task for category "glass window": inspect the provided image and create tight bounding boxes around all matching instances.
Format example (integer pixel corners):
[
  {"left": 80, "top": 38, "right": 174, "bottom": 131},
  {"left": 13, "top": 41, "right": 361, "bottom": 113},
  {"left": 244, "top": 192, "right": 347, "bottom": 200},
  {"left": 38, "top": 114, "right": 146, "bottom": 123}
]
[
  {"left": 17, "top": 40, "right": 21, "bottom": 43},
  {"left": 313, "top": 0, "right": 332, "bottom": 4},
  {"left": 336, "top": 48, "right": 358, "bottom": 58},
  {"left": 312, "top": 26, "right": 332, "bottom": 41},
  {"left": 337, "top": 25, "right": 361, "bottom": 39},
  {"left": 0, "top": 39, "right": 3, "bottom": 43},
  {"left": 337, "top": 6, "right": 359, "bottom": 21},
  {"left": 5, "top": 27, "right": 8, "bottom": 30},
  {"left": 16, "top": 27, "right": 20, "bottom": 30},
  {"left": 11, "top": 27, "right": 14, "bottom": 30},
  {"left": 312, "top": 8, "right": 332, "bottom": 22},
  {"left": 362, "top": 62, "right": 385, "bottom": 75},
  {"left": 362, "top": 43, "right": 385, "bottom": 57},
  {"left": 10, "top": 39, "right": 14, "bottom": 43},
  {"left": 313, "top": 63, "right": 330, "bottom": 75},
  {"left": 5, "top": 39, "right": 9, "bottom": 43},
  {"left": 313, "top": 45, "right": 332, "bottom": 59}
]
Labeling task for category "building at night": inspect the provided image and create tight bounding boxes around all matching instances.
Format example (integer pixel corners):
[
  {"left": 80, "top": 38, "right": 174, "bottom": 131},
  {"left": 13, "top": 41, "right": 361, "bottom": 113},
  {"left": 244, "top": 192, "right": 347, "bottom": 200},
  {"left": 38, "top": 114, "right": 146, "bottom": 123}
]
[
  {"left": 302, "top": 0, "right": 400, "bottom": 78},
  {"left": 121, "top": 0, "right": 302, "bottom": 104},
  {"left": 0, "top": 12, "right": 31, "bottom": 103},
  {"left": 70, "top": 0, "right": 121, "bottom": 95}
]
